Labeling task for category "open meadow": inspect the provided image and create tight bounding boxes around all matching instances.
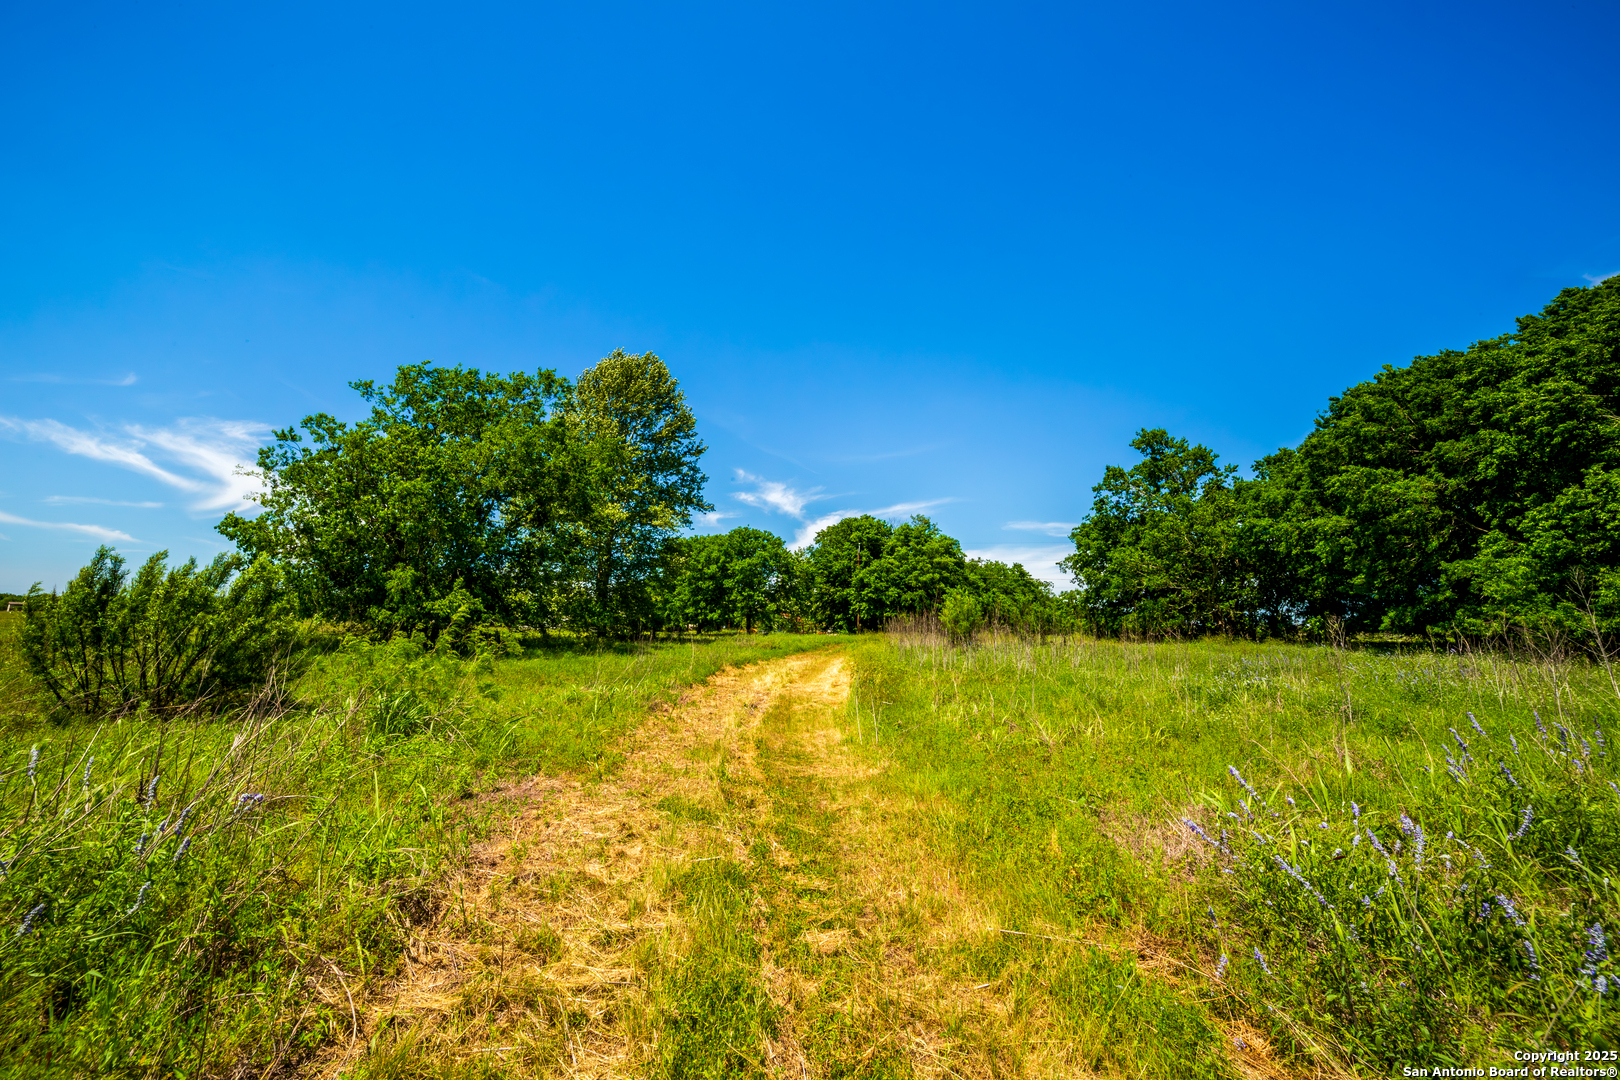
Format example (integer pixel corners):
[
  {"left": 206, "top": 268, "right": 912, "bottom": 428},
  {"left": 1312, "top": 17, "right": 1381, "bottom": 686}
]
[
  {"left": 2, "top": 609, "right": 1616, "bottom": 1079},
  {"left": 0, "top": 611, "right": 848, "bottom": 1077},
  {"left": 842, "top": 622, "right": 1620, "bottom": 1076}
]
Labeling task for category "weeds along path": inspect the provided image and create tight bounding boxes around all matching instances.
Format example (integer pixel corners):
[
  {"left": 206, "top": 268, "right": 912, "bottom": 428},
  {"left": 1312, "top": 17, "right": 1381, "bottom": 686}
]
[{"left": 323, "top": 648, "right": 1262, "bottom": 1080}]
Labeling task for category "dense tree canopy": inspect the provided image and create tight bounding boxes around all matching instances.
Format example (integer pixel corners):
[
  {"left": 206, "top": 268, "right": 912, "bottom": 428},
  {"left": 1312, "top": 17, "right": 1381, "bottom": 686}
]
[
  {"left": 802, "top": 515, "right": 894, "bottom": 632},
  {"left": 219, "top": 352, "right": 709, "bottom": 640},
  {"left": 1064, "top": 278, "right": 1620, "bottom": 638},
  {"left": 218, "top": 363, "right": 567, "bottom": 638},
  {"left": 196, "top": 276, "right": 1620, "bottom": 650},
  {"left": 664, "top": 527, "right": 798, "bottom": 632}
]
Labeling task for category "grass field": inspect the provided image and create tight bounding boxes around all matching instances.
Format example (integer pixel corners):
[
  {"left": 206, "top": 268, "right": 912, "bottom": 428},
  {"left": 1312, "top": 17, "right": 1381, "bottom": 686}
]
[
  {"left": 4, "top": 608, "right": 1616, "bottom": 1078},
  {"left": 845, "top": 620, "right": 1620, "bottom": 1074},
  {"left": 0, "top": 612, "right": 849, "bottom": 1078}
]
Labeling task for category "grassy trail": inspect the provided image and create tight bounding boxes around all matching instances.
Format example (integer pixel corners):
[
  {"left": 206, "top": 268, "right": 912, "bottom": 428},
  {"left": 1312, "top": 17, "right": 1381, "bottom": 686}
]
[{"left": 338, "top": 648, "right": 1262, "bottom": 1080}]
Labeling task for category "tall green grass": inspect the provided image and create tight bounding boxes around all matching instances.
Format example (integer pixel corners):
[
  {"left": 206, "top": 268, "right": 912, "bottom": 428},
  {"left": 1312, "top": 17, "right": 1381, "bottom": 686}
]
[
  {"left": 848, "top": 620, "right": 1620, "bottom": 1074},
  {"left": 0, "top": 615, "right": 844, "bottom": 1078}
]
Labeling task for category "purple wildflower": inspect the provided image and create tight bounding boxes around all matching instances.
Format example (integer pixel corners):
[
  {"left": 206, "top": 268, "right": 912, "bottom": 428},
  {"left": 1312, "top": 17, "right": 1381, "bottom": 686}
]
[
  {"left": 1215, "top": 953, "right": 1229, "bottom": 979},
  {"left": 1367, "top": 829, "right": 1402, "bottom": 881},
  {"left": 1534, "top": 710, "right": 1547, "bottom": 738},
  {"left": 26, "top": 747, "right": 38, "bottom": 785},
  {"left": 1182, "top": 818, "right": 1223, "bottom": 851},
  {"left": 1512, "top": 805, "right": 1533, "bottom": 839},
  {"left": 1499, "top": 762, "right": 1519, "bottom": 788},
  {"left": 1228, "top": 765, "right": 1259, "bottom": 801},
  {"left": 1450, "top": 727, "right": 1473, "bottom": 762},
  {"left": 127, "top": 881, "right": 151, "bottom": 916},
  {"left": 1510, "top": 733, "right": 1520, "bottom": 755},
  {"left": 16, "top": 902, "right": 45, "bottom": 938},
  {"left": 1469, "top": 713, "right": 1486, "bottom": 737},
  {"left": 1398, "top": 814, "right": 1425, "bottom": 868},
  {"left": 1253, "top": 947, "right": 1272, "bottom": 976},
  {"left": 1272, "top": 853, "right": 1333, "bottom": 908},
  {"left": 1582, "top": 924, "right": 1609, "bottom": 991},
  {"left": 1495, "top": 894, "right": 1525, "bottom": 928},
  {"left": 1458, "top": 837, "right": 1493, "bottom": 868},
  {"left": 1523, "top": 940, "right": 1542, "bottom": 982}
]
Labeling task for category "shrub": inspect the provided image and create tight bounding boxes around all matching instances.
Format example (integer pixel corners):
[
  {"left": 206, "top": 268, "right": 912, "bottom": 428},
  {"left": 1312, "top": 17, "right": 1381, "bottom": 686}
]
[
  {"left": 21, "top": 546, "right": 291, "bottom": 716},
  {"left": 941, "top": 589, "right": 984, "bottom": 643}
]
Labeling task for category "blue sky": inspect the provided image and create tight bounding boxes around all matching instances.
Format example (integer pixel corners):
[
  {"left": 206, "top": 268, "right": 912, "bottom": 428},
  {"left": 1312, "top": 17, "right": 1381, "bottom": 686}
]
[{"left": 3, "top": 0, "right": 1618, "bottom": 592}]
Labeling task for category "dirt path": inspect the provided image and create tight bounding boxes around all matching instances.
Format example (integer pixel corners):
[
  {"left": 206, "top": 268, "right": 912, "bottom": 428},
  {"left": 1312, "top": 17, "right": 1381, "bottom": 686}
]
[{"left": 318, "top": 647, "right": 1280, "bottom": 1080}]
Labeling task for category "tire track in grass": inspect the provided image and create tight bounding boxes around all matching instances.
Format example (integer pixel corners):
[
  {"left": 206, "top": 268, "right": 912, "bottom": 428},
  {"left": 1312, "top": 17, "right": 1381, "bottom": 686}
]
[{"left": 321, "top": 648, "right": 1260, "bottom": 1079}]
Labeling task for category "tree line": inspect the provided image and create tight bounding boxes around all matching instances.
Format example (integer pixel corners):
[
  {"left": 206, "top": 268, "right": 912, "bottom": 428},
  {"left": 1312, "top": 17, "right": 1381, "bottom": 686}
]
[
  {"left": 22, "top": 275, "right": 1617, "bottom": 690},
  {"left": 1063, "top": 277, "right": 1620, "bottom": 639},
  {"left": 209, "top": 347, "right": 1064, "bottom": 641}
]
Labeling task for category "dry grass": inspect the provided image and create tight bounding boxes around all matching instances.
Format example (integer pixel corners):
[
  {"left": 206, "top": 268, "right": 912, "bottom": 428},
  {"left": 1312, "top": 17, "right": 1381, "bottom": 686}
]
[{"left": 307, "top": 647, "right": 1300, "bottom": 1080}]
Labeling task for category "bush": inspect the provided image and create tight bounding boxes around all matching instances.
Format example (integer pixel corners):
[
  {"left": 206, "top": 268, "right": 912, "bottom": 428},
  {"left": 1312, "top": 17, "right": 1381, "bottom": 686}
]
[
  {"left": 22, "top": 547, "right": 291, "bottom": 716},
  {"left": 941, "top": 589, "right": 983, "bottom": 643}
]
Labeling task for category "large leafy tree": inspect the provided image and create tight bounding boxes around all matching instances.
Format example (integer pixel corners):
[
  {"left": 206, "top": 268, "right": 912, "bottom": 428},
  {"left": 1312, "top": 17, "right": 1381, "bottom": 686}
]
[
  {"left": 1261, "top": 277, "right": 1620, "bottom": 633},
  {"left": 803, "top": 515, "right": 893, "bottom": 632},
  {"left": 1062, "top": 429, "right": 1255, "bottom": 636},
  {"left": 1062, "top": 278, "right": 1620, "bottom": 639},
  {"left": 963, "top": 557, "right": 1053, "bottom": 630},
  {"left": 555, "top": 350, "right": 711, "bottom": 634},
  {"left": 665, "top": 527, "right": 799, "bottom": 632},
  {"left": 218, "top": 363, "right": 567, "bottom": 638},
  {"left": 866, "top": 515, "right": 967, "bottom": 616}
]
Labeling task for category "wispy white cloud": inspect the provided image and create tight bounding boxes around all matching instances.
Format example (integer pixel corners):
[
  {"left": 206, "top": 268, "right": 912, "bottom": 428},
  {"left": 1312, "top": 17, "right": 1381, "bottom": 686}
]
[
  {"left": 0, "top": 416, "right": 267, "bottom": 512},
  {"left": 1584, "top": 271, "right": 1618, "bottom": 285},
  {"left": 694, "top": 510, "right": 739, "bottom": 529},
  {"left": 126, "top": 419, "right": 267, "bottom": 510},
  {"left": 788, "top": 499, "right": 950, "bottom": 550},
  {"left": 0, "top": 510, "right": 137, "bottom": 544},
  {"left": 9, "top": 372, "right": 138, "bottom": 386},
  {"left": 732, "top": 470, "right": 826, "bottom": 518},
  {"left": 963, "top": 543, "right": 1075, "bottom": 589},
  {"left": 44, "top": 495, "right": 164, "bottom": 508},
  {"left": 730, "top": 469, "right": 952, "bottom": 549},
  {"left": 1004, "top": 520, "right": 1078, "bottom": 537}
]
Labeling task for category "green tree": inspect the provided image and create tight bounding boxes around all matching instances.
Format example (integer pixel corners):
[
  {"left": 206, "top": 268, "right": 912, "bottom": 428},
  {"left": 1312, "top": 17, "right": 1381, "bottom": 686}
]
[
  {"left": 866, "top": 515, "right": 967, "bottom": 616},
  {"left": 940, "top": 589, "right": 983, "bottom": 643},
  {"left": 1061, "top": 429, "right": 1254, "bottom": 636},
  {"left": 963, "top": 557, "right": 1053, "bottom": 631},
  {"left": 23, "top": 547, "right": 290, "bottom": 715},
  {"left": 219, "top": 363, "right": 567, "bottom": 640},
  {"left": 803, "top": 515, "right": 893, "bottom": 632},
  {"left": 665, "top": 527, "right": 799, "bottom": 632},
  {"left": 555, "top": 350, "right": 711, "bottom": 635},
  {"left": 1256, "top": 277, "right": 1620, "bottom": 634}
]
